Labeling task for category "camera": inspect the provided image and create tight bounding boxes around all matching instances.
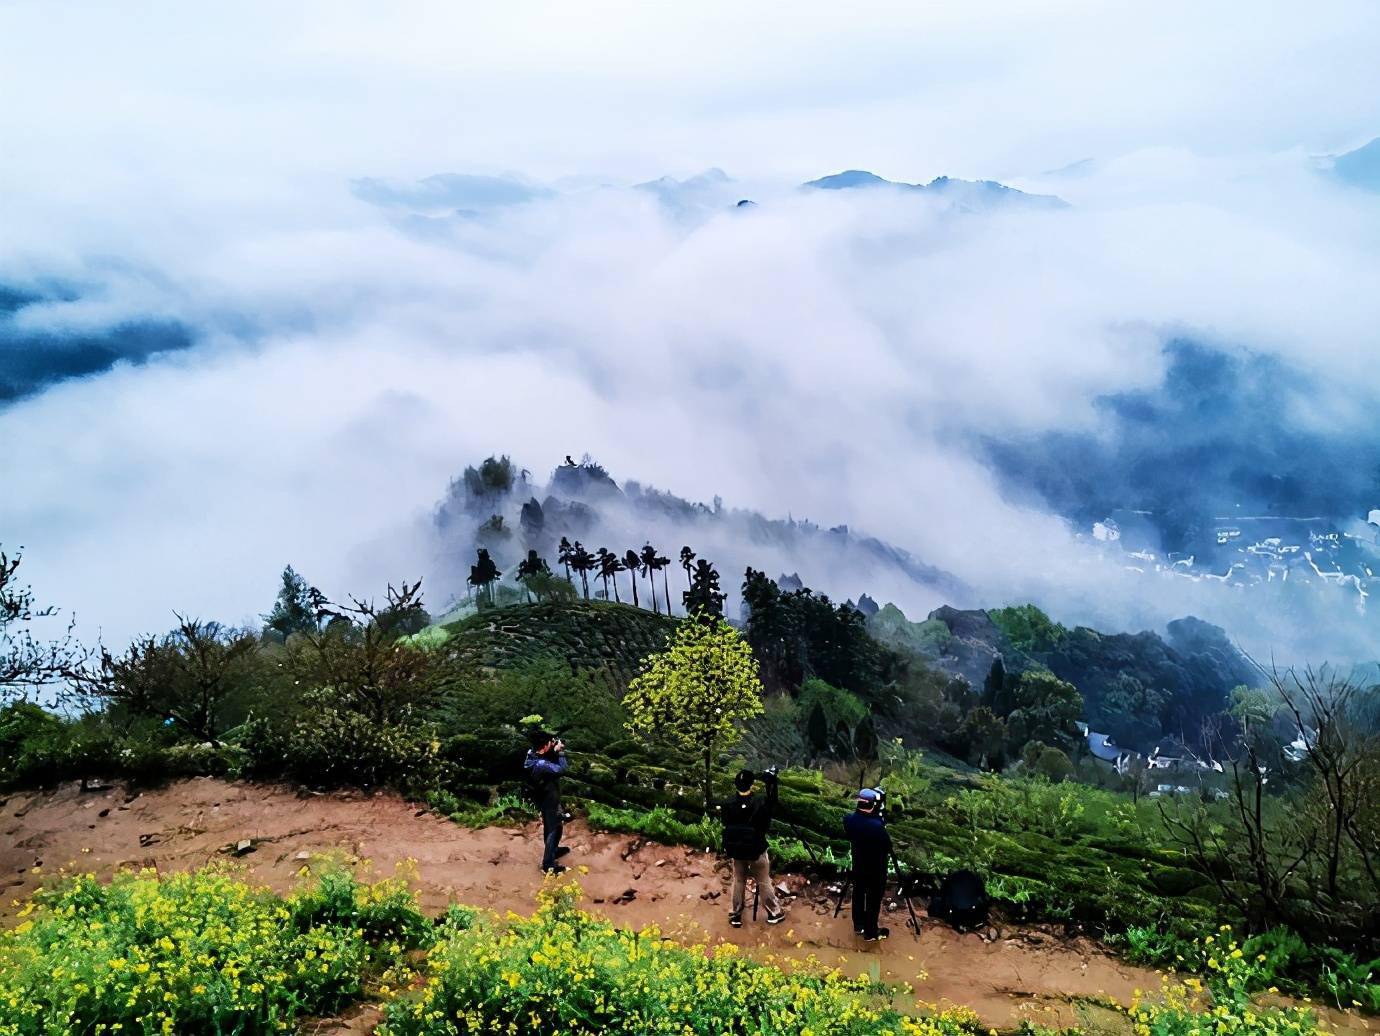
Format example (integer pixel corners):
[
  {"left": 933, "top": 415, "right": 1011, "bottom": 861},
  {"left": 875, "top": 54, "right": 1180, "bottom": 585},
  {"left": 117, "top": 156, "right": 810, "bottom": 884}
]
[{"left": 761, "top": 766, "right": 779, "bottom": 779}]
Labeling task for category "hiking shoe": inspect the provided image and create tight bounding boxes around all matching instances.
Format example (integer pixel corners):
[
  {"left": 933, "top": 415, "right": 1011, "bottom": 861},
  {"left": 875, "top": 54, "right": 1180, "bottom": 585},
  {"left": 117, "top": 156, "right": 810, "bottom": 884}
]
[
  {"left": 862, "top": 927, "right": 890, "bottom": 941},
  {"left": 728, "top": 912, "right": 743, "bottom": 928},
  {"left": 542, "top": 864, "right": 568, "bottom": 875},
  {"left": 554, "top": 846, "right": 571, "bottom": 859},
  {"left": 766, "top": 910, "right": 786, "bottom": 925}
]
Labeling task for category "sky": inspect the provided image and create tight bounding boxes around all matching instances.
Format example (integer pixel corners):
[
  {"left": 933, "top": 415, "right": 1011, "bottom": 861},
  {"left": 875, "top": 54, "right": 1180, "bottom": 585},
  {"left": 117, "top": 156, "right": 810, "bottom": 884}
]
[{"left": 2, "top": 1, "right": 1380, "bottom": 658}]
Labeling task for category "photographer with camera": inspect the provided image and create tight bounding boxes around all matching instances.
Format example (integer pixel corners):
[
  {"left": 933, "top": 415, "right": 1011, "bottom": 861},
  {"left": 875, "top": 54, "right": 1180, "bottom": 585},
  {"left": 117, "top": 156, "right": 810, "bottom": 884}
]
[
  {"left": 524, "top": 730, "right": 571, "bottom": 874},
  {"left": 720, "top": 767, "right": 786, "bottom": 928},
  {"left": 843, "top": 787, "right": 891, "bottom": 940}
]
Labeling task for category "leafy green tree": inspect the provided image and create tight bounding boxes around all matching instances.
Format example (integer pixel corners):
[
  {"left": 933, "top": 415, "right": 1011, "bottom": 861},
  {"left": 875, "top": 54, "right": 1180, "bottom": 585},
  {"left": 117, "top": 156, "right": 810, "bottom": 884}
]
[
  {"left": 623, "top": 549, "right": 642, "bottom": 608},
  {"left": 1090, "top": 672, "right": 1168, "bottom": 750},
  {"left": 263, "top": 565, "right": 318, "bottom": 641},
  {"left": 959, "top": 705, "right": 1007, "bottom": 769},
  {"left": 569, "top": 542, "right": 594, "bottom": 600},
  {"left": 1005, "top": 669, "right": 1083, "bottom": 754},
  {"left": 624, "top": 617, "right": 765, "bottom": 811},
  {"left": 988, "top": 603, "right": 1068, "bottom": 654},
  {"left": 1021, "top": 740, "right": 1074, "bottom": 781}
]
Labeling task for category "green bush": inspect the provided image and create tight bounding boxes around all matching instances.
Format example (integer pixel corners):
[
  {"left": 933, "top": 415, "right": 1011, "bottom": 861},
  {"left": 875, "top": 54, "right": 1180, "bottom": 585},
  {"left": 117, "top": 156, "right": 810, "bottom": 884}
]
[
  {"left": 241, "top": 690, "right": 448, "bottom": 793},
  {"left": 584, "top": 802, "right": 723, "bottom": 850},
  {"left": 0, "top": 864, "right": 429, "bottom": 1035},
  {"left": 378, "top": 881, "right": 986, "bottom": 1036}
]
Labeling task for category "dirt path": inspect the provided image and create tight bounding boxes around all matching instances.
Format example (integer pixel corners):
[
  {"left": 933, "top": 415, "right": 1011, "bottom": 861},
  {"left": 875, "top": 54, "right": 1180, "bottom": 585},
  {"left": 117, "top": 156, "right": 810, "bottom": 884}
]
[{"left": 0, "top": 779, "right": 1224, "bottom": 1030}]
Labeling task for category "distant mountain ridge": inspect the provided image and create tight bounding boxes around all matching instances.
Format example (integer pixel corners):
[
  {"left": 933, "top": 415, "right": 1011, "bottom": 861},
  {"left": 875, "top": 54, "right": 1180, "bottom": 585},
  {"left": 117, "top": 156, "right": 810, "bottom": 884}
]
[{"left": 802, "top": 169, "right": 1069, "bottom": 209}]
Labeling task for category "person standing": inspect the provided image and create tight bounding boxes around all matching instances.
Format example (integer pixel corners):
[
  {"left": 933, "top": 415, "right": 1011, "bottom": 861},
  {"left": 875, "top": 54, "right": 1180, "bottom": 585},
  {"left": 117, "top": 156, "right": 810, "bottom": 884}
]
[
  {"left": 524, "top": 730, "right": 570, "bottom": 874},
  {"left": 843, "top": 787, "right": 891, "bottom": 940},
  {"left": 720, "top": 768, "right": 786, "bottom": 928}
]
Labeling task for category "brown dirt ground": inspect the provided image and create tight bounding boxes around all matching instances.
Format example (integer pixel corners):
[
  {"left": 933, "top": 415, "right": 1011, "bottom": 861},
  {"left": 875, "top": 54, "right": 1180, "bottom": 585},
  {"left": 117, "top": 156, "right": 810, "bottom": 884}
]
[{"left": 2, "top": 780, "right": 1369, "bottom": 1034}]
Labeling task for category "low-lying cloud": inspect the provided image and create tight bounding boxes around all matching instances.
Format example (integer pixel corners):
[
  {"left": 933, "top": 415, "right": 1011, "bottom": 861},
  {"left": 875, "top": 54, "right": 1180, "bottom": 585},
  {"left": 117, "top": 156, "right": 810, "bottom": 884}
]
[{"left": 1, "top": 2, "right": 1379, "bottom": 664}]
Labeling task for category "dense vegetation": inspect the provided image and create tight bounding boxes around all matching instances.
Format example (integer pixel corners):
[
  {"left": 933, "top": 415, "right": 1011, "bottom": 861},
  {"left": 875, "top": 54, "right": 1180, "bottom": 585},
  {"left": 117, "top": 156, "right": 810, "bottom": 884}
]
[{"left": 3, "top": 496, "right": 1379, "bottom": 1030}]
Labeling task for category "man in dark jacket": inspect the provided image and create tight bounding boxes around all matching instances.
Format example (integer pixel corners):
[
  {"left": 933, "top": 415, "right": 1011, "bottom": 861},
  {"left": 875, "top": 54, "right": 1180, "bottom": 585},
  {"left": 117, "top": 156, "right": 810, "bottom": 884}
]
[
  {"left": 843, "top": 787, "right": 891, "bottom": 940},
  {"left": 524, "top": 731, "right": 570, "bottom": 874},
  {"left": 720, "top": 769, "right": 785, "bottom": 927}
]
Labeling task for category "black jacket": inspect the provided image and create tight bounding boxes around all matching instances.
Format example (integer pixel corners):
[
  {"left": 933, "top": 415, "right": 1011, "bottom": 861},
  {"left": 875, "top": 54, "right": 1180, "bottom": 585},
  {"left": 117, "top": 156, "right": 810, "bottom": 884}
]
[
  {"left": 843, "top": 809, "right": 891, "bottom": 870},
  {"left": 720, "top": 779, "right": 777, "bottom": 861}
]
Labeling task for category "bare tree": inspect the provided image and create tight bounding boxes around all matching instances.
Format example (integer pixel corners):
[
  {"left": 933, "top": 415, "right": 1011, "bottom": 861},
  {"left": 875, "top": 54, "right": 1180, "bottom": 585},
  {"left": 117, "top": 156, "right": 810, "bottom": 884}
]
[
  {"left": 291, "top": 580, "right": 439, "bottom": 725},
  {"left": 83, "top": 615, "right": 260, "bottom": 742},
  {"left": 1, "top": 545, "right": 90, "bottom": 703}
]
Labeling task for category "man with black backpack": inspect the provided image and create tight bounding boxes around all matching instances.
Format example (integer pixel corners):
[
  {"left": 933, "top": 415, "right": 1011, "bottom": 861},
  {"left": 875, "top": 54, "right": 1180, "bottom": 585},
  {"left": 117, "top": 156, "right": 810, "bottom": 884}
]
[
  {"left": 720, "top": 768, "right": 786, "bottom": 928},
  {"left": 524, "top": 730, "right": 570, "bottom": 874}
]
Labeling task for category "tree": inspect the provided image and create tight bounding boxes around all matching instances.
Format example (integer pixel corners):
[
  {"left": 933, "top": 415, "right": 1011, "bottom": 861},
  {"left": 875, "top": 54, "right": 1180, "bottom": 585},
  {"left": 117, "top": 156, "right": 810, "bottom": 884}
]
[
  {"left": 654, "top": 551, "right": 673, "bottom": 615},
  {"left": 683, "top": 558, "right": 725, "bottom": 619},
  {"left": 679, "top": 546, "right": 696, "bottom": 592},
  {"left": 1, "top": 545, "right": 89, "bottom": 703},
  {"left": 569, "top": 542, "right": 594, "bottom": 599},
  {"left": 263, "top": 565, "right": 318, "bottom": 641},
  {"left": 557, "top": 537, "right": 575, "bottom": 585},
  {"left": 1004, "top": 669, "right": 1083, "bottom": 754},
  {"left": 624, "top": 617, "right": 765, "bottom": 812},
  {"left": 959, "top": 705, "right": 1007, "bottom": 769},
  {"left": 623, "top": 549, "right": 642, "bottom": 608},
  {"left": 596, "top": 548, "right": 621, "bottom": 602},
  {"left": 639, "top": 544, "right": 661, "bottom": 615},
  {"left": 290, "top": 580, "right": 439, "bottom": 726},
  {"left": 88, "top": 615, "right": 260, "bottom": 741},
  {"left": 1090, "top": 672, "right": 1168, "bottom": 751},
  {"left": 516, "top": 550, "right": 551, "bottom": 603},
  {"left": 467, "top": 549, "right": 502, "bottom": 608}
]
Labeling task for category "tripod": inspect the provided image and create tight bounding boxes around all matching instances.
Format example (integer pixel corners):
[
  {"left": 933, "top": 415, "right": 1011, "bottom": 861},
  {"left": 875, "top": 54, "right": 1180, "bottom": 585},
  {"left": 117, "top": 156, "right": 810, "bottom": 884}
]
[{"left": 830, "top": 855, "right": 921, "bottom": 941}]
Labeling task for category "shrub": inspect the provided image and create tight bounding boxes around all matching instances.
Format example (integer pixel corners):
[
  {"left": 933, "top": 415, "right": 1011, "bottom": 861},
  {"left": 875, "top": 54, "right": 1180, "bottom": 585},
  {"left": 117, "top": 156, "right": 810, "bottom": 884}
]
[
  {"left": 241, "top": 689, "right": 448, "bottom": 792},
  {"left": 584, "top": 801, "right": 723, "bottom": 850},
  {"left": 378, "top": 881, "right": 985, "bottom": 1036},
  {"left": 0, "top": 864, "right": 429, "bottom": 1035}
]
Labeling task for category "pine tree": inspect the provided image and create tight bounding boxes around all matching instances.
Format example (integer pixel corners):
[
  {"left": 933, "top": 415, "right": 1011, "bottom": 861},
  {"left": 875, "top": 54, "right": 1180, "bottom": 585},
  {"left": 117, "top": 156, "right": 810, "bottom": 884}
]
[{"left": 263, "top": 565, "right": 318, "bottom": 640}]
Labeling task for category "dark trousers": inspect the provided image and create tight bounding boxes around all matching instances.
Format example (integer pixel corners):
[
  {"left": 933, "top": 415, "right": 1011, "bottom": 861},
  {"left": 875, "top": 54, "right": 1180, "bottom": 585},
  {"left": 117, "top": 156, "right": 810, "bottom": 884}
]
[
  {"left": 852, "top": 862, "right": 887, "bottom": 937},
  {"left": 540, "top": 801, "right": 563, "bottom": 871}
]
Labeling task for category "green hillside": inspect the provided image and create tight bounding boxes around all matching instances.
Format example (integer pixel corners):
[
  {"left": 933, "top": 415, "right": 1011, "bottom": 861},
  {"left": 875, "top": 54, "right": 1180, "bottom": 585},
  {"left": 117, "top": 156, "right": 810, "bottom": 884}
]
[{"left": 441, "top": 600, "right": 678, "bottom": 691}]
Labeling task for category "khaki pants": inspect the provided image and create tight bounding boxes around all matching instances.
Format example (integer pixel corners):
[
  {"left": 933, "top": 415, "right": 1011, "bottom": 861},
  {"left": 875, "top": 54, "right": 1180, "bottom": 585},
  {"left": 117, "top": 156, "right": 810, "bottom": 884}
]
[{"left": 730, "top": 852, "right": 781, "bottom": 916}]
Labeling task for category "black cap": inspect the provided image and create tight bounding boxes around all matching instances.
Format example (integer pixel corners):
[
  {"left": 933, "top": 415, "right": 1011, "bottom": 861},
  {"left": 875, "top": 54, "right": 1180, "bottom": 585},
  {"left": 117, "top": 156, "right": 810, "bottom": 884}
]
[
  {"left": 734, "top": 769, "right": 755, "bottom": 792},
  {"left": 528, "top": 729, "right": 555, "bottom": 750}
]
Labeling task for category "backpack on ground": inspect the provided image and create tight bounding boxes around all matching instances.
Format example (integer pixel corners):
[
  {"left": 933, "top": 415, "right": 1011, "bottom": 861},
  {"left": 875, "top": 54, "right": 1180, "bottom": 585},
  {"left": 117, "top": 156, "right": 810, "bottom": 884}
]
[{"left": 928, "top": 869, "right": 988, "bottom": 930}]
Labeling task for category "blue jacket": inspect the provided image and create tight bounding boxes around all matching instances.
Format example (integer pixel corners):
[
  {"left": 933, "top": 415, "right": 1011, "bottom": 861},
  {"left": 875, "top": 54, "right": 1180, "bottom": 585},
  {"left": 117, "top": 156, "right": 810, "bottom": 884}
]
[
  {"left": 524, "top": 750, "right": 567, "bottom": 811},
  {"left": 843, "top": 809, "right": 891, "bottom": 869}
]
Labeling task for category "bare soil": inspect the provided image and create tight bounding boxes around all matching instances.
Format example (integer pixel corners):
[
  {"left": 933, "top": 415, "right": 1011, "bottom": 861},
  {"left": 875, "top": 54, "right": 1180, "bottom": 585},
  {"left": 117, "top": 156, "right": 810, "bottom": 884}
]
[{"left": 0, "top": 779, "right": 1323, "bottom": 1032}]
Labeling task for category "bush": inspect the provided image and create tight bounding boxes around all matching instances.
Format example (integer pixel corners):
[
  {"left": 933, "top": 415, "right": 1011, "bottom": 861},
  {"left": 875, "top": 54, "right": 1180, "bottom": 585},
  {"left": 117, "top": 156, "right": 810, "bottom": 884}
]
[
  {"left": 0, "top": 864, "right": 430, "bottom": 1035},
  {"left": 378, "top": 881, "right": 985, "bottom": 1036},
  {"left": 584, "top": 802, "right": 723, "bottom": 850},
  {"left": 241, "top": 689, "right": 448, "bottom": 792}
]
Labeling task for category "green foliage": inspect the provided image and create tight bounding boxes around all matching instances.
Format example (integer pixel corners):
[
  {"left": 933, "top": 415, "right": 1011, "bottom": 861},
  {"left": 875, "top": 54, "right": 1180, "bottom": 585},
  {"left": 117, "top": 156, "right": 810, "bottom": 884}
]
[
  {"left": 741, "top": 568, "right": 899, "bottom": 700},
  {"left": 0, "top": 864, "right": 429, "bottom": 1035},
  {"left": 443, "top": 600, "right": 676, "bottom": 693},
  {"left": 1123, "top": 926, "right": 1379, "bottom": 1013},
  {"left": 988, "top": 604, "right": 1068, "bottom": 654},
  {"left": 1004, "top": 669, "right": 1083, "bottom": 753},
  {"left": 624, "top": 617, "right": 765, "bottom": 810},
  {"left": 584, "top": 802, "right": 723, "bottom": 849},
  {"left": 944, "top": 774, "right": 1091, "bottom": 840},
  {"left": 241, "top": 687, "right": 447, "bottom": 792},
  {"left": 437, "top": 657, "right": 626, "bottom": 749},
  {"left": 379, "top": 881, "right": 987, "bottom": 1036},
  {"left": 867, "top": 603, "right": 952, "bottom": 659},
  {"left": 262, "top": 564, "right": 318, "bottom": 641}
]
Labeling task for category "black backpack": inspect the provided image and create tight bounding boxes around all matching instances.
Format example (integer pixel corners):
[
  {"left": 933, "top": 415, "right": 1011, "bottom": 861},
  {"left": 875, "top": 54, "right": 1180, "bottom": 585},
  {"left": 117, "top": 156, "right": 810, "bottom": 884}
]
[{"left": 928, "top": 869, "right": 988, "bottom": 930}]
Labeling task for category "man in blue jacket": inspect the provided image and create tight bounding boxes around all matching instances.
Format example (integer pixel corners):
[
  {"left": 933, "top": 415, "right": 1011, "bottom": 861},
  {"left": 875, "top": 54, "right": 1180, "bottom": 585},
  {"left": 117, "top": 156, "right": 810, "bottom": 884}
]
[
  {"left": 524, "top": 730, "right": 570, "bottom": 874},
  {"left": 843, "top": 787, "right": 891, "bottom": 940}
]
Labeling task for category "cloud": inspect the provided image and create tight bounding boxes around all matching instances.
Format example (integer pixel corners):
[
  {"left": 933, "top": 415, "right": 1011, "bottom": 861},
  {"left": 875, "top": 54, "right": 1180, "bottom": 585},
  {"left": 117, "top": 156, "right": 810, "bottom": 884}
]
[{"left": 1, "top": 2, "right": 1378, "bottom": 661}]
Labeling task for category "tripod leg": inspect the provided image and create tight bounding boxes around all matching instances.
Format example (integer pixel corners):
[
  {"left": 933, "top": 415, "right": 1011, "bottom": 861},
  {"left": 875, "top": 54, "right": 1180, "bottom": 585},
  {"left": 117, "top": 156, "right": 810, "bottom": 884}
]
[
  {"left": 832, "top": 876, "right": 851, "bottom": 918},
  {"left": 752, "top": 880, "right": 760, "bottom": 921}
]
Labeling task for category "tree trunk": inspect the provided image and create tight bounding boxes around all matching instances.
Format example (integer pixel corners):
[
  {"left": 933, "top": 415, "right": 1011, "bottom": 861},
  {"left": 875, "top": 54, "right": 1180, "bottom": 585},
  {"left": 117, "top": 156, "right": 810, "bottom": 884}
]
[
  {"left": 629, "top": 572, "right": 639, "bottom": 608},
  {"left": 662, "top": 569, "right": 672, "bottom": 615}
]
